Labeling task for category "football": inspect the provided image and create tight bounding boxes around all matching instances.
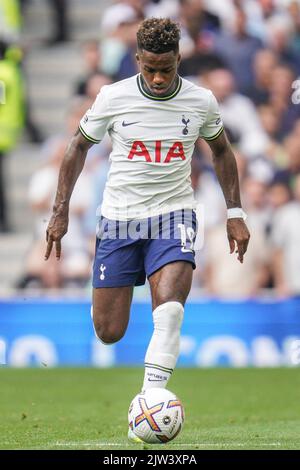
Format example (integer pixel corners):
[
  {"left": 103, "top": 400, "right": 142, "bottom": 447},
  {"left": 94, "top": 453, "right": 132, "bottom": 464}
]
[{"left": 128, "top": 388, "right": 184, "bottom": 444}]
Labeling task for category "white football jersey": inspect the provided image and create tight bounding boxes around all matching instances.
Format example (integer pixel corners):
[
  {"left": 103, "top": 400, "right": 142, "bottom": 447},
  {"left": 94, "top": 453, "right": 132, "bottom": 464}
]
[{"left": 79, "top": 74, "right": 223, "bottom": 220}]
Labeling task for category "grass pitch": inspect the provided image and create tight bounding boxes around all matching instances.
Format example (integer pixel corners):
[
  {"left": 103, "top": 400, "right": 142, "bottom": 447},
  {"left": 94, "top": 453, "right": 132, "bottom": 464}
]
[{"left": 0, "top": 367, "right": 300, "bottom": 450}]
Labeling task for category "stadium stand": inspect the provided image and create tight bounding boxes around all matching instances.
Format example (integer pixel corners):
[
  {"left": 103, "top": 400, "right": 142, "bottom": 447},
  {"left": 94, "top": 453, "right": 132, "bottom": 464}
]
[{"left": 1, "top": 0, "right": 300, "bottom": 297}]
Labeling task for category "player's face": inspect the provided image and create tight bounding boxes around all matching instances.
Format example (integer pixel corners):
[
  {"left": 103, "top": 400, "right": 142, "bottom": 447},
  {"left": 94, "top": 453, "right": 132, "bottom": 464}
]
[{"left": 136, "top": 50, "right": 181, "bottom": 97}]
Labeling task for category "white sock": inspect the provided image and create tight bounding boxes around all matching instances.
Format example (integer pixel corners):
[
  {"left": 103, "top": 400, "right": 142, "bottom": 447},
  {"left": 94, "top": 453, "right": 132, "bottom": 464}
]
[{"left": 142, "top": 301, "right": 184, "bottom": 390}]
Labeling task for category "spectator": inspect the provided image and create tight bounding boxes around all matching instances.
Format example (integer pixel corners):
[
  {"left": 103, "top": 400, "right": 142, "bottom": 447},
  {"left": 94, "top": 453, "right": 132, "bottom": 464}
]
[
  {"left": 193, "top": 156, "right": 225, "bottom": 230},
  {"left": 21, "top": 138, "right": 92, "bottom": 288},
  {"left": 179, "top": 0, "right": 221, "bottom": 37},
  {"left": 84, "top": 72, "right": 112, "bottom": 102},
  {"left": 245, "top": 0, "right": 285, "bottom": 42},
  {"left": 267, "top": 180, "right": 292, "bottom": 213},
  {"left": 212, "top": 6, "right": 263, "bottom": 94},
  {"left": 178, "top": 50, "right": 225, "bottom": 79},
  {"left": 203, "top": 213, "right": 269, "bottom": 298},
  {"left": 75, "top": 40, "right": 103, "bottom": 96},
  {"left": 203, "top": 0, "right": 236, "bottom": 31},
  {"left": 291, "top": 118, "right": 300, "bottom": 141},
  {"left": 0, "top": 40, "right": 24, "bottom": 232},
  {"left": 200, "top": 67, "right": 270, "bottom": 159},
  {"left": 257, "top": 104, "right": 287, "bottom": 170},
  {"left": 100, "top": 3, "right": 143, "bottom": 78},
  {"left": 18, "top": 96, "right": 95, "bottom": 289},
  {"left": 242, "top": 176, "right": 270, "bottom": 232},
  {"left": 178, "top": 1, "right": 225, "bottom": 80},
  {"left": 144, "top": 0, "right": 180, "bottom": 19},
  {"left": 13, "top": 0, "right": 300, "bottom": 296},
  {"left": 271, "top": 173, "right": 300, "bottom": 296},
  {"left": 288, "top": 0, "right": 300, "bottom": 55},
  {"left": 44, "top": 0, "right": 70, "bottom": 44},
  {"left": 178, "top": 0, "right": 221, "bottom": 59},
  {"left": 273, "top": 134, "right": 300, "bottom": 188},
  {"left": 0, "top": 0, "right": 22, "bottom": 43},
  {"left": 20, "top": 0, "right": 69, "bottom": 44},
  {"left": 268, "top": 64, "right": 300, "bottom": 139},
  {"left": 245, "top": 48, "right": 278, "bottom": 104},
  {"left": 265, "top": 13, "right": 300, "bottom": 73},
  {"left": 258, "top": 104, "right": 281, "bottom": 141}
]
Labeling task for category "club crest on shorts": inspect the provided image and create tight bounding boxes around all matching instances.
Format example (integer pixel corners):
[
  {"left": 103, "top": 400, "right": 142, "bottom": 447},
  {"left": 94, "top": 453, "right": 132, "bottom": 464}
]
[{"left": 100, "top": 264, "right": 106, "bottom": 280}]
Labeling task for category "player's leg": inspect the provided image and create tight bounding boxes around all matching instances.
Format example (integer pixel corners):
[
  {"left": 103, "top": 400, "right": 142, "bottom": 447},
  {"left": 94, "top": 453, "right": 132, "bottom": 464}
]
[
  {"left": 91, "top": 217, "right": 144, "bottom": 344},
  {"left": 142, "top": 261, "right": 193, "bottom": 390},
  {"left": 149, "top": 261, "right": 193, "bottom": 311},
  {"left": 141, "top": 209, "right": 196, "bottom": 390},
  {"left": 92, "top": 286, "right": 133, "bottom": 344}
]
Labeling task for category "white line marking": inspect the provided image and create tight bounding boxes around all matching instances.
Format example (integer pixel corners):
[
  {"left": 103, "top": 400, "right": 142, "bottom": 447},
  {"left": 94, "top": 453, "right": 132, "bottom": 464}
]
[
  {"left": 51, "top": 441, "right": 132, "bottom": 447},
  {"left": 47, "top": 441, "right": 284, "bottom": 448}
]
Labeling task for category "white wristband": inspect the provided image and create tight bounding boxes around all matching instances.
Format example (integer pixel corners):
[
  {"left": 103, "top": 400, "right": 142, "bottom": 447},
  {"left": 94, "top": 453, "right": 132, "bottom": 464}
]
[{"left": 227, "top": 207, "right": 247, "bottom": 220}]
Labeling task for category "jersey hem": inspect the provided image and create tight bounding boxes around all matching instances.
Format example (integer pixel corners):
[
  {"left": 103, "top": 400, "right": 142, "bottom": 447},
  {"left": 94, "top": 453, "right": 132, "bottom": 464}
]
[{"left": 101, "top": 204, "right": 197, "bottom": 221}]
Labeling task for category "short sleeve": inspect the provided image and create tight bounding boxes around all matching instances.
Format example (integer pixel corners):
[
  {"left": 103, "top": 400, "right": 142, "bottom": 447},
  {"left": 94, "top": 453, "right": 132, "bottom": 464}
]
[
  {"left": 199, "top": 91, "right": 224, "bottom": 141},
  {"left": 79, "top": 86, "right": 111, "bottom": 144}
]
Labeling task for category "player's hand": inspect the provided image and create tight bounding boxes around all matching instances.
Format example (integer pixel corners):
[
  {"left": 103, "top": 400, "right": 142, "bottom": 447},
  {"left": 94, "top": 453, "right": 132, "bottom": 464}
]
[
  {"left": 227, "top": 218, "right": 250, "bottom": 264},
  {"left": 44, "top": 212, "right": 69, "bottom": 261}
]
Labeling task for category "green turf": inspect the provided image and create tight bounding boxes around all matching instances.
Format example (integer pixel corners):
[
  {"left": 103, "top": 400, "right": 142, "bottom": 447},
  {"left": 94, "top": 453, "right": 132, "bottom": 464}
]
[{"left": 0, "top": 367, "right": 300, "bottom": 450}]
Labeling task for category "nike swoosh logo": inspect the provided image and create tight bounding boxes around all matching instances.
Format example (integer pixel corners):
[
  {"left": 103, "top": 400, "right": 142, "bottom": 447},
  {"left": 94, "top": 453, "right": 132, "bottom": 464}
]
[
  {"left": 181, "top": 248, "right": 194, "bottom": 253},
  {"left": 122, "top": 121, "right": 140, "bottom": 127}
]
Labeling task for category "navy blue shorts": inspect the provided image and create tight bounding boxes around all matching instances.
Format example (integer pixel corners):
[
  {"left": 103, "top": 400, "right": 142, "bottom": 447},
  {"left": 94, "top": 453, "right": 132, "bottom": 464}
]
[{"left": 93, "top": 210, "right": 197, "bottom": 288}]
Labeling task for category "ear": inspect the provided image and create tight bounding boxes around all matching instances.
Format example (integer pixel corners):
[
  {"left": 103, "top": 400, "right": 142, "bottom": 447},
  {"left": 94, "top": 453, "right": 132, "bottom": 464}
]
[
  {"left": 177, "top": 53, "right": 181, "bottom": 66},
  {"left": 136, "top": 52, "right": 140, "bottom": 63}
]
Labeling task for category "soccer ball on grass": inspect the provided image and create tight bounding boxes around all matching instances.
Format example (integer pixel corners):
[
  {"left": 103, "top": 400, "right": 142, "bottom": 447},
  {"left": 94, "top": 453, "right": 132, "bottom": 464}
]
[{"left": 128, "top": 388, "right": 184, "bottom": 444}]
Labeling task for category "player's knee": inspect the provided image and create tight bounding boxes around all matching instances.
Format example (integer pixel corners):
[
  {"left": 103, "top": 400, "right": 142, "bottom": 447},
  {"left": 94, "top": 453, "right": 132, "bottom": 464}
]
[
  {"left": 93, "top": 321, "right": 125, "bottom": 344},
  {"left": 154, "top": 292, "right": 187, "bottom": 311},
  {"left": 169, "top": 301, "right": 184, "bottom": 327}
]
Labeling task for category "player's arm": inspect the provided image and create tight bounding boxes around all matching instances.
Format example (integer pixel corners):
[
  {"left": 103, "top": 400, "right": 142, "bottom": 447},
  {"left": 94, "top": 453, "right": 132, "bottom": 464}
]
[
  {"left": 44, "top": 129, "right": 93, "bottom": 260},
  {"left": 206, "top": 130, "right": 250, "bottom": 263}
]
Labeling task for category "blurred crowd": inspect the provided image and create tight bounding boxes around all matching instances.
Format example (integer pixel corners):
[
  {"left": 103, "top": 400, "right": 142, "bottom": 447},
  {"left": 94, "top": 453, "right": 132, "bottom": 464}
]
[{"left": 1, "top": 0, "right": 300, "bottom": 298}]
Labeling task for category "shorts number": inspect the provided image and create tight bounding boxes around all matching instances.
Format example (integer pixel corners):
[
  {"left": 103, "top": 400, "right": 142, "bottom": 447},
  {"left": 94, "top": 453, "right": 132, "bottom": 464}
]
[{"left": 178, "top": 224, "right": 195, "bottom": 253}]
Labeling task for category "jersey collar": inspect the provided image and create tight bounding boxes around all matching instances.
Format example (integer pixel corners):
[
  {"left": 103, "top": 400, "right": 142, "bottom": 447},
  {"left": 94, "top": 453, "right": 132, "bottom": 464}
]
[{"left": 137, "top": 74, "right": 182, "bottom": 101}]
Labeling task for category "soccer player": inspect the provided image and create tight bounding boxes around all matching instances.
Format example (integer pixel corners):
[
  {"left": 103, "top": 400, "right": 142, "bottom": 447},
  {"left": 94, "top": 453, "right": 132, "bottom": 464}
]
[{"left": 45, "top": 18, "right": 250, "bottom": 438}]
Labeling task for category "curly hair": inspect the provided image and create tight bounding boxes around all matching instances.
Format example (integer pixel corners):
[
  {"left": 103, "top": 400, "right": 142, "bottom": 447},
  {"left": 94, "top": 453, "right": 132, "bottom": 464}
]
[{"left": 137, "top": 18, "right": 181, "bottom": 54}]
